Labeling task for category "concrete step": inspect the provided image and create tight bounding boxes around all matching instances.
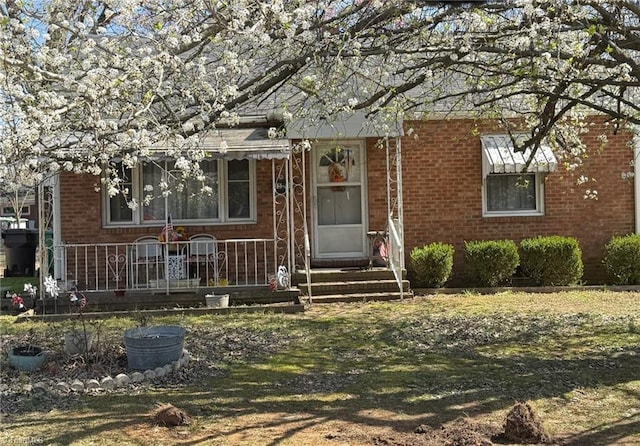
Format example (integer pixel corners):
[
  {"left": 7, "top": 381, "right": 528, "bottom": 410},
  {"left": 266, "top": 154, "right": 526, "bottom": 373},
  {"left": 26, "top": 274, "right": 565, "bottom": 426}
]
[
  {"left": 305, "top": 291, "right": 413, "bottom": 304},
  {"left": 299, "top": 279, "right": 410, "bottom": 296},
  {"left": 292, "top": 268, "right": 403, "bottom": 285}
]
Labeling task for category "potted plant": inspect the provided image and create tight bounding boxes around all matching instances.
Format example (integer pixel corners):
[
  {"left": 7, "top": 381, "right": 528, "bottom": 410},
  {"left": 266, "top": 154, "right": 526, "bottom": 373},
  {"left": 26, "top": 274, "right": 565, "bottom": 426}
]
[
  {"left": 6, "top": 283, "right": 47, "bottom": 371},
  {"left": 7, "top": 328, "right": 46, "bottom": 371},
  {"left": 205, "top": 293, "right": 229, "bottom": 308},
  {"left": 158, "top": 216, "right": 187, "bottom": 252},
  {"left": 123, "top": 324, "right": 186, "bottom": 370}
]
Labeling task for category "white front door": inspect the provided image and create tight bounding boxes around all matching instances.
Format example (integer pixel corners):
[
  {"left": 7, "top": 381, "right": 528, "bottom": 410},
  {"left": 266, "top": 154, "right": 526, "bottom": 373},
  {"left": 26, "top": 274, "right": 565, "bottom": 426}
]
[{"left": 312, "top": 140, "right": 367, "bottom": 259}]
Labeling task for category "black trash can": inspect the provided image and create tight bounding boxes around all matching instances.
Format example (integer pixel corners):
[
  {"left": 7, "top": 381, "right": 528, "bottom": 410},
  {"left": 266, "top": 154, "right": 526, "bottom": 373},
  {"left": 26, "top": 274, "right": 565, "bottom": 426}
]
[{"left": 2, "top": 229, "right": 38, "bottom": 276}]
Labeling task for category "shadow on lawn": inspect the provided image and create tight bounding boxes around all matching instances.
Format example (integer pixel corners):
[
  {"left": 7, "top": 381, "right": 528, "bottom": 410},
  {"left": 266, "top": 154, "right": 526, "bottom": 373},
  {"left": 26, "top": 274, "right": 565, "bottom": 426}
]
[
  {"left": 561, "top": 415, "right": 640, "bottom": 446},
  {"left": 35, "top": 313, "right": 640, "bottom": 445}
]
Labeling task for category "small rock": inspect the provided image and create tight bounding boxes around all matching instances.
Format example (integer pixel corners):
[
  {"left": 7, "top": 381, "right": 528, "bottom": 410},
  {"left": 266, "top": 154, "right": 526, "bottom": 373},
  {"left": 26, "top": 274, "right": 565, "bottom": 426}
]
[
  {"left": 114, "top": 373, "right": 130, "bottom": 387},
  {"left": 144, "top": 370, "right": 156, "bottom": 380},
  {"left": 70, "top": 379, "right": 84, "bottom": 392},
  {"left": 33, "top": 382, "right": 48, "bottom": 393},
  {"left": 171, "top": 360, "right": 180, "bottom": 371},
  {"left": 85, "top": 379, "right": 101, "bottom": 390},
  {"left": 162, "top": 364, "right": 172, "bottom": 375},
  {"left": 56, "top": 382, "right": 70, "bottom": 393},
  {"left": 21, "top": 384, "right": 33, "bottom": 393},
  {"left": 100, "top": 376, "right": 116, "bottom": 390},
  {"left": 130, "top": 372, "right": 145, "bottom": 383},
  {"left": 154, "top": 367, "right": 166, "bottom": 378}
]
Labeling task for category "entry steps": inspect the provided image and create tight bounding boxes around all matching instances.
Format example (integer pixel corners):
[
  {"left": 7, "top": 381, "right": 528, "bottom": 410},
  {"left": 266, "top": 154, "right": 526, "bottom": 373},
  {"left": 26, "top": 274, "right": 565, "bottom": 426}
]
[{"left": 292, "top": 267, "right": 412, "bottom": 304}]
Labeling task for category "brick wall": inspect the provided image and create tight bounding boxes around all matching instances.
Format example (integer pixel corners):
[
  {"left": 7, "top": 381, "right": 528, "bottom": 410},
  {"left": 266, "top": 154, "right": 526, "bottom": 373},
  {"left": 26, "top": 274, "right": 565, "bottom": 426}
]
[
  {"left": 59, "top": 161, "right": 277, "bottom": 244},
  {"left": 386, "top": 118, "right": 636, "bottom": 285},
  {"left": 59, "top": 116, "right": 636, "bottom": 285}
]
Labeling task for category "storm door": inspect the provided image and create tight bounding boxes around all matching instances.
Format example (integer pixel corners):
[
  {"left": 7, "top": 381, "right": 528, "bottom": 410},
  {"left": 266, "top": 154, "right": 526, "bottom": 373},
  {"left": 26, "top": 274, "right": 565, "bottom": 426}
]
[{"left": 312, "top": 141, "right": 367, "bottom": 259}]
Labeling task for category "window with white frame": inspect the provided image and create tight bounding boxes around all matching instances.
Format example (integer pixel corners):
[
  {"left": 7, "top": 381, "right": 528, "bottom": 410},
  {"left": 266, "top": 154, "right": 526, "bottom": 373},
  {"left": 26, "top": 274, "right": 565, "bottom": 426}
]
[
  {"left": 484, "top": 173, "right": 542, "bottom": 215},
  {"left": 481, "top": 134, "right": 557, "bottom": 217},
  {"left": 1, "top": 205, "right": 31, "bottom": 217},
  {"left": 104, "top": 159, "right": 255, "bottom": 225}
]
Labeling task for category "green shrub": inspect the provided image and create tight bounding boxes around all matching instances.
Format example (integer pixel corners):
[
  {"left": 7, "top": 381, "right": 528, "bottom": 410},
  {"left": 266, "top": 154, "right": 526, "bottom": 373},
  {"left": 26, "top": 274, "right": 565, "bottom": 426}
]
[
  {"left": 409, "top": 243, "right": 454, "bottom": 288},
  {"left": 464, "top": 240, "right": 519, "bottom": 287},
  {"left": 520, "top": 236, "right": 583, "bottom": 286},
  {"left": 603, "top": 234, "right": 640, "bottom": 285}
]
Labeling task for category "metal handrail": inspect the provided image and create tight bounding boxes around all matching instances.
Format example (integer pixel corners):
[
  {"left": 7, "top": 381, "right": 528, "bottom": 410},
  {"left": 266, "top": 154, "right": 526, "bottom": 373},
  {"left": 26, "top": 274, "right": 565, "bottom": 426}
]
[
  {"left": 387, "top": 216, "right": 404, "bottom": 300},
  {"left": 303, "top": 222, "right": 312, "bottom": 304}
]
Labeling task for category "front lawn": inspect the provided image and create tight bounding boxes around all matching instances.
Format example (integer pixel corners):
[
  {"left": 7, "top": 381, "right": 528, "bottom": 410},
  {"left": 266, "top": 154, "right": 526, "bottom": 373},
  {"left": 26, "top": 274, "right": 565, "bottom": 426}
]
[{"left": 1, "top": 290, "right": 639, "bottom": 445}]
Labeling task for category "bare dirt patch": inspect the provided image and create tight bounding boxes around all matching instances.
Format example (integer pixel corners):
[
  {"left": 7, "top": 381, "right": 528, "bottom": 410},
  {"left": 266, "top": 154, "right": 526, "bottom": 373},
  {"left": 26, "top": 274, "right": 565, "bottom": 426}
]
[
  {"left": 3, "top": 295, "right": 640, "bottom": 445},
  {"left": 371, "top": 404, "right": 552, "bottom": 446}
]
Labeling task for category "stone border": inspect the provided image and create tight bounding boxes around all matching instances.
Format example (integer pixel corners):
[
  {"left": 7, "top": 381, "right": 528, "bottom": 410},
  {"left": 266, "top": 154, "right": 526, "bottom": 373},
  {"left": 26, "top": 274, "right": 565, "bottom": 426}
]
[
  {"left": 24, "top": 350, "right": 190, "bottom": 394},
  {"left": 12, "top": 303, "right": 305, "bottom": 322}
]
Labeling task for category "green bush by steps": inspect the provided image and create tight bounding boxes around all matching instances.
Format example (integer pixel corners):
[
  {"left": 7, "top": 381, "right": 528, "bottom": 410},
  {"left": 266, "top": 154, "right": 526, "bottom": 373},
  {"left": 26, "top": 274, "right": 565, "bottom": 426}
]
[{"left": 409, "top": 242, "right": 454, "bottom": 288}]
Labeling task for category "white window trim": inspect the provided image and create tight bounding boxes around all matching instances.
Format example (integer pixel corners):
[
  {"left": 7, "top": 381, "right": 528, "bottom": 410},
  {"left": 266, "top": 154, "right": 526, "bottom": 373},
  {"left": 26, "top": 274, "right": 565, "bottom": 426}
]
[
  {"left": 103, "top": 160, "right": 256, "bottom": 226},
  {"left": 481, "top": 172, "right": 546, "bottom": 217},
  {"left": 1, "top": 205, "right": 31, "bottom": 217},
  {"left": 480, "top": 135, "right": 551, "bottom": 218}
]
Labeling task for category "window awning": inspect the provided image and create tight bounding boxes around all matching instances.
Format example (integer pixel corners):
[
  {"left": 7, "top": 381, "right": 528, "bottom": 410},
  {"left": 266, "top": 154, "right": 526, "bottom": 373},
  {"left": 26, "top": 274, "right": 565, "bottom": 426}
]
[
  {"left": 201, "top": 128, "right": 290, "bottom": 160},
  {"left": 481, "top": 134, "right": 558, "bottom": 174}
]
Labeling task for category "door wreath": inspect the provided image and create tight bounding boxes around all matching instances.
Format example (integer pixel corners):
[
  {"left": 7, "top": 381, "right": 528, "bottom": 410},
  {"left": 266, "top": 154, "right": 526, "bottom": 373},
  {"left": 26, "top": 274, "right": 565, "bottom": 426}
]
[
  {"left": 320, "top": 146, "right": 355, "bottom": 187},
  {"left": 328, "top": 162, "right": 346, "bottom": 183}
]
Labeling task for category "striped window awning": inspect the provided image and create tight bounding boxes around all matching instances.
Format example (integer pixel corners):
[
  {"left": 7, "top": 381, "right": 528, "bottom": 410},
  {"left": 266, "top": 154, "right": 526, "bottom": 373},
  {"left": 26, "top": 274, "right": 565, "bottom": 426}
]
[
  {"left": 145, "top": 128, "right": 291, "bottom": 161},
  {"left": 201, "top": 128, "right": 290, "bottom": 160},
  {"left": 481, "top": 134, "right": 558, "bottom": 174}
]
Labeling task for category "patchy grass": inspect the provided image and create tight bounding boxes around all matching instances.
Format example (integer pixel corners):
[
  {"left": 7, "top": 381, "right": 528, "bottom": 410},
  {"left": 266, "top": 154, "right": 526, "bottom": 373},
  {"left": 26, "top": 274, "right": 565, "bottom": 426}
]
[
  {"left": 0, "top": 276, "right": 38, "bottom": 294},
  {"left": 2, "top": 290, "right": 640, "bottom": 445}
]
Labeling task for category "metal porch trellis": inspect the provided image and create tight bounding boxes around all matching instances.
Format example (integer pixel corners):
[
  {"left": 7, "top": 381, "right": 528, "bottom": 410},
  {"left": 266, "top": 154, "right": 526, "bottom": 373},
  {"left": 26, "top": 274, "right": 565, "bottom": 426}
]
[
  {"left": 40, "top": 125, "right": 401, "bottom": 302},
  {"left": 386, "top": 136, "right": 405, "bottom": 299}
]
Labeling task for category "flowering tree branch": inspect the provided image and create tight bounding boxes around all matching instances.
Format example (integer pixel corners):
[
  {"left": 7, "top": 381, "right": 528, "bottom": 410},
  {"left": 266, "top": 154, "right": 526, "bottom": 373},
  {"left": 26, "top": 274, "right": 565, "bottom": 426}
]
[{"left": 0, "top": 0, "right": 638, "bottom": 193}]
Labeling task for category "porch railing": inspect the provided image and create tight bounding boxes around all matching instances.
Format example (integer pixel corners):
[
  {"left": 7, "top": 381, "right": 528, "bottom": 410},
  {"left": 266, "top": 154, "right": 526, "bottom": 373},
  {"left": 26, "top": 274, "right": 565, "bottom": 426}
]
[
  {"left": 54, "top": 238, "right": 277, "bottom": 292},
  {"left": 303, "top": 223, "right": 312, "bottom": 303},
  {"left": 387, "top": 216, "right": 404, "bottom": 300}
]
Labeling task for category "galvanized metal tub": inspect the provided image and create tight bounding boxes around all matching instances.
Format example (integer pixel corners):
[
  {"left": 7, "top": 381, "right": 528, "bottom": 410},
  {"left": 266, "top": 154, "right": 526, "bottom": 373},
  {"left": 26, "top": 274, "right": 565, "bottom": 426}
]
[{"left": 123, "top": 325, "right": 186, "bottom": 370}]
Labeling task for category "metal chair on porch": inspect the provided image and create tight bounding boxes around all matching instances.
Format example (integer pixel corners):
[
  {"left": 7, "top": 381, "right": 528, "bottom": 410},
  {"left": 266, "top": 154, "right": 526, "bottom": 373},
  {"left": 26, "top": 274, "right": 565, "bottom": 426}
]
[
  {"left": 130, "top": 236, "right": 164, "bottom": 288},
  {"left": 188, "top": 234, "right": 220, "bottom": 286}
]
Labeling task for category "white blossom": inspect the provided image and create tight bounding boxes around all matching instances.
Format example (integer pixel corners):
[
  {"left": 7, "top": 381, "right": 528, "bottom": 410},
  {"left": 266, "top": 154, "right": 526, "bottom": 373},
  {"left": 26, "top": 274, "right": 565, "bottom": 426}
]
[{"left": 0, "top": 0, "right": 636, "bottom": 201}]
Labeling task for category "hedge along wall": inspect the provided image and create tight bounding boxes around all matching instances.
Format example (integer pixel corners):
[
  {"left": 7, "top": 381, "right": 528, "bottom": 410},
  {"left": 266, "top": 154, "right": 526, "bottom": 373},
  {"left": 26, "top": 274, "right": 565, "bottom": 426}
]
[{"left": 399, "top": 117, "right": 636, "bottom": 285}]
